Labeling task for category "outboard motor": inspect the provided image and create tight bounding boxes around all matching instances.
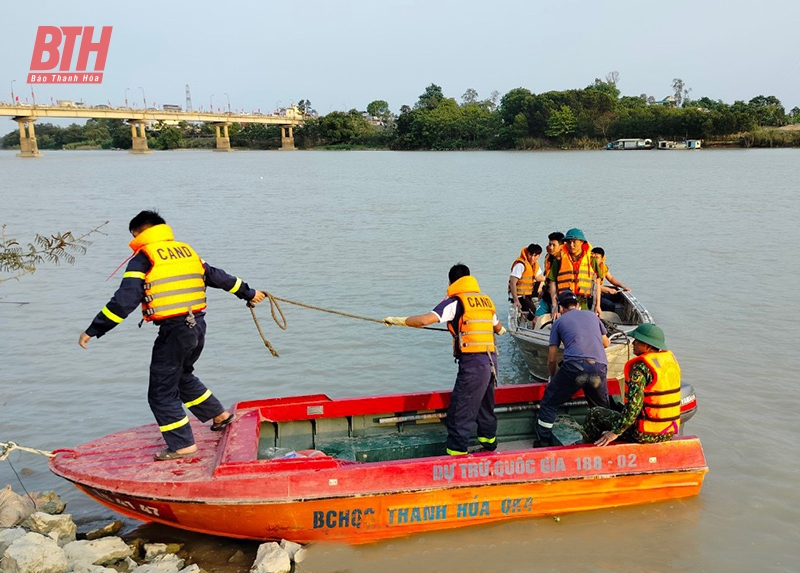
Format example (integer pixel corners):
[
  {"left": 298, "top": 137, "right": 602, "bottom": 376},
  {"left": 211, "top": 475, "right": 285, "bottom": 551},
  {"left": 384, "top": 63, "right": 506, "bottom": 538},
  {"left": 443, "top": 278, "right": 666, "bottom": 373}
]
[{"left": 678, "top": 382, "right": 698, "bottom": 436}]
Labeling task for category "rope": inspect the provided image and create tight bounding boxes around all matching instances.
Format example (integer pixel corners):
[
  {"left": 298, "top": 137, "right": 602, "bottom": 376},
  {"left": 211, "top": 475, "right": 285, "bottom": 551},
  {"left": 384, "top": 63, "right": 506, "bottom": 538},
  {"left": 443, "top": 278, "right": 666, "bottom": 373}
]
[
  {"left": 268, "top": 292, "right": 447, "bottom": 331},
  {"left": 248, "top": 290, "right": 449, "bottom": 357},
  {"left": 0, "top": 441, "right": 55, "bottom": 461}
]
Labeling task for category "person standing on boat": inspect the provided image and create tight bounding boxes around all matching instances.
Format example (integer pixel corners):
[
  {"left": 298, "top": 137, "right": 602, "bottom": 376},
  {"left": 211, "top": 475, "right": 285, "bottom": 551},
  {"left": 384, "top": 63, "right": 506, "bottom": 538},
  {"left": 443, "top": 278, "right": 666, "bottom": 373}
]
[
  {"left": 548, "top": 228, "right": 604, "bottom": 319},
  {"left": 509, "top": 244, "right": 544, "bottom": 322},
  {"left": 535, "top": 231, "right": 565, "bottom": 322},
  {"left": 590, "top": 247, "right": 630, "bottom": 312},
  {"left": 535, "top": 289, "right": 610, "bottom": 447},
  {"left": 78, "top": 210, "right": 266, "bottom": 461},
  {"left": 583, "top": 324, "right": 681, "bottom": 446},
  {"left": 383, "top": 264, "right": 506, "bottom": 456}
]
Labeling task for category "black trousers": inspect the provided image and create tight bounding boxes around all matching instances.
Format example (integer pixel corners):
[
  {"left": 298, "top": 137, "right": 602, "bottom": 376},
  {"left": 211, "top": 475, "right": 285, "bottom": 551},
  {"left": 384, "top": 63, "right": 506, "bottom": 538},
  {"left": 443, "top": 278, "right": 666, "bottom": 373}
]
[
  {"left": 148, "top": 314, "right": 225, "bottom": 451},
  {"left": 446, "top": 353, "right": 497, "bottom": 454}
]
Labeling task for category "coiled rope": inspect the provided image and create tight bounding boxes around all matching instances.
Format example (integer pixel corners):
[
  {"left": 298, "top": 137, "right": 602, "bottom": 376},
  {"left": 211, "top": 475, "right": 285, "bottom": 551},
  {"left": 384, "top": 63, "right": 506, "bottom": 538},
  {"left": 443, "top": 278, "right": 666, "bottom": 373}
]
[
  {"left": 0, "top": 441, "right": 54, "bottom": 461},
  {"left": 249, "top": 290, "right": 447, "bottom": 357}
]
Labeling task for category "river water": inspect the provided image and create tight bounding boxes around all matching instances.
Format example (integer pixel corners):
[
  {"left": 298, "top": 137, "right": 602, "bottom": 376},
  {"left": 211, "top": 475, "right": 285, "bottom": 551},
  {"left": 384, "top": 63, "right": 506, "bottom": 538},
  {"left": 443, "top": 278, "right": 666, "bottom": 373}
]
[{"left": 1, "top": 148, "right": 798, "bottom": 572}]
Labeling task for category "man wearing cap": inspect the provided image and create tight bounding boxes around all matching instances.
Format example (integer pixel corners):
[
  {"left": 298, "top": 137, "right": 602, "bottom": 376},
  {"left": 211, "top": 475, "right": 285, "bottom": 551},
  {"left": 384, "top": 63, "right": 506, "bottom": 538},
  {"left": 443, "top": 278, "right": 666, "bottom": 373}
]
[
  {"left": 535, "top": 289, "right": 610, "bottom": 447},
  {"left": 583, "top": 324, "right": 682, "bottom": 446},
  {"left": 547, "top": 228, "right": 604, "bottom": 319}
]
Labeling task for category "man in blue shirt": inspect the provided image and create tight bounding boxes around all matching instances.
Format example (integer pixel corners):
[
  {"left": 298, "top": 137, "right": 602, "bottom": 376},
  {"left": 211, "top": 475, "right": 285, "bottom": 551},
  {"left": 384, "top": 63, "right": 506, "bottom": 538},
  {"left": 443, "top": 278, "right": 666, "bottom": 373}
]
[{"left": 535, "top": 289, "right": 610, "bottom": 447}]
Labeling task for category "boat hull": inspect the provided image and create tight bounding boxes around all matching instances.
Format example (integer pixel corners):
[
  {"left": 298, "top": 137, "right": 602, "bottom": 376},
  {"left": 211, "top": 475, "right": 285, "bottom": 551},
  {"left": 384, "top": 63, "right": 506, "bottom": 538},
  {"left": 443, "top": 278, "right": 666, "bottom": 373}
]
[
  {"left": 50, "top": 383, "right": 706, "bottom": 544},
  {"left": 74, "top": 462, "right": 705, "bottom": 543}
]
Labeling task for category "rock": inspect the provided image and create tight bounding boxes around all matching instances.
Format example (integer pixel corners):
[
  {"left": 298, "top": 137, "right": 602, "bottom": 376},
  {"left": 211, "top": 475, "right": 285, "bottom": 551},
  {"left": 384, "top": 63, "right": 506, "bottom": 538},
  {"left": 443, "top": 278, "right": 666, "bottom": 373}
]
[
  {"left": 84, "top": 520, "right": 123, "bottom": 541},
  {"left": 250, "top": 542, "right": 290, "bottom": 573},
  {"left": 0, "top": 486, "right": 36, "bottom": 528},
  {"left": 293, "top": 546, "right": 308, "bottom": 564},
  {"left": 177, "top": 566, "right": 202, "bottom": 573},
  {"left": 64, "top": 537, "right": 133, "bottom": 568},
  {"left": 142, "top": 542, "right": 182, "bottom": 562},
  {"left": 21, "top": 512, "right": 76, "bottom": 546},
  {"left": 129, "top": 553, "right": 184, "bottom": 573},
  {"left": 29, "top": 491, "right": 66, "bottom": 515},
  {"left": 71, "top": 565, "right": 117, "bottom": 573},
  {"left": 278, "top": 540, "right": 302, "bottom": 561},
  {"left": 0, "top": 531, "right": 69, "bottom": 573},
  {"left": 226, "top": 549, "right": 247, "bottom": 564},
  {"left": 126, "top": 537, "right": 146, "bottom": 560},
  {"left": 0, "top": 528, "right": 26, "bottom": 558}
]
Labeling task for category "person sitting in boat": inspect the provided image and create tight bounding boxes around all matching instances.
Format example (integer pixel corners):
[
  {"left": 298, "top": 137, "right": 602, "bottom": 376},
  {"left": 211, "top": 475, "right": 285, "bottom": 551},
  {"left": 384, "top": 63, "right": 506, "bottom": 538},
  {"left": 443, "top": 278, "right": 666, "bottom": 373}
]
[
  {"left": 383, "top": 264, "right": 506, "bottom": 456},
  {"left": 509, "top": 243, "right": 544, "bottom": 322},
  {"left": 583, "top": 324, "right": 681, "bottom": 446},
  {"left": 535, "top": 231, "right": 565, "bottom": 322},
  {"left": 535, "top": 289, "right": 610, "bottom": 447},
  {"left": 590, "top": 247, "right": 630, "bottom": 312},
  {"left": 78, "top": 210, "right": 267, "bottom": 461},
  {"left": 547, "top": 228, "right": 604, "bottom": 319}
]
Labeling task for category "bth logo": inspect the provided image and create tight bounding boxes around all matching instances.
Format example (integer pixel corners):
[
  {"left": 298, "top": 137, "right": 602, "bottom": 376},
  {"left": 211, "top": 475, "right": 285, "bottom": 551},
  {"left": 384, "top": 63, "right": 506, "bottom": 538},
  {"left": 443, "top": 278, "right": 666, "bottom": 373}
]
[{"left": 28, "top": 26, "right": 112, "bottom": 85}]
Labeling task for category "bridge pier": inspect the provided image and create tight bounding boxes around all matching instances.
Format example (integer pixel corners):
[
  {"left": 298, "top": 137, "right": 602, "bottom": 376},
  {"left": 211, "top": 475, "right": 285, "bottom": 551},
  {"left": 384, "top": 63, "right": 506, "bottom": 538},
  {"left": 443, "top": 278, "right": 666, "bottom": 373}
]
[
  {"left": 213, "top": 123, "right": 231, "bottom": 152},
  {"left": 16, "top": 118, "right": 41, "bottom": 157},
  {"left": 280, "top": 126, "right": 296, "bottom": 150},
  {"left": 129, "top": 121, "right": 151, "bottom": 154}
]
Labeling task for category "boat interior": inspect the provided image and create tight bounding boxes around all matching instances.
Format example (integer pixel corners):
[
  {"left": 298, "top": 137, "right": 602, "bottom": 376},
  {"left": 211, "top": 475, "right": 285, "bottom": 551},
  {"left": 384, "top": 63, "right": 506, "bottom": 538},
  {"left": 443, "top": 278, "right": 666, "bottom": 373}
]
[
  {"left": 248, "top": 385, "right": 598, "bottom": 464},
  {"left": 513, "top": 290, "right": 648, "bottom": 339}
]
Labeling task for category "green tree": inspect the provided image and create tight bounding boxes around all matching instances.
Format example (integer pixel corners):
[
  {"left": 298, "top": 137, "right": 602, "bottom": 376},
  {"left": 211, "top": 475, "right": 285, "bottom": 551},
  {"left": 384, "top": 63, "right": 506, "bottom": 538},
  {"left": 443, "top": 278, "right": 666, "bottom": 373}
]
[
  {"left": 415, "top": 84, "right": 444, "bottom": 110},
  {"left": 586, "top": 77, "right": 620, "bottom": 100},
  {"left": 366, "top": 100, "right": 392, "bottom": 126},
  {"left": 545, "top": 105, "right": 578, "bottom": 143},
  {"left": 461, "top": 88, "right": 478, "bottom": 105},
  {"left": 748, "top": 95, "right": 786, "bottom": 126},
  {"left": 154, "top": 126, "right": 184, "bottom": 150}
]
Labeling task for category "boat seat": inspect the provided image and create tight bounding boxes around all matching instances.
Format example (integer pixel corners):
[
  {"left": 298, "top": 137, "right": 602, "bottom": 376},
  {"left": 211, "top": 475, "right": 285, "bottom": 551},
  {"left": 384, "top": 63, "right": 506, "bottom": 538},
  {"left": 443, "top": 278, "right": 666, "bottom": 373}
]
[
  {"left": 534, "top": 313, "right": 553, "bottom": 329},
  {"left": 600, "top": 311, "right": 622, "bottom": 324}
]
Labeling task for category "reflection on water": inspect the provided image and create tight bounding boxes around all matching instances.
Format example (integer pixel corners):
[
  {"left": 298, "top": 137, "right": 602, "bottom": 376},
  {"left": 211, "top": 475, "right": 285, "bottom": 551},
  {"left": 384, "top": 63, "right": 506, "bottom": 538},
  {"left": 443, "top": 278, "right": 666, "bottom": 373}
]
[{"left": 1, "top": 148, "right": 799, "bottom": 572}]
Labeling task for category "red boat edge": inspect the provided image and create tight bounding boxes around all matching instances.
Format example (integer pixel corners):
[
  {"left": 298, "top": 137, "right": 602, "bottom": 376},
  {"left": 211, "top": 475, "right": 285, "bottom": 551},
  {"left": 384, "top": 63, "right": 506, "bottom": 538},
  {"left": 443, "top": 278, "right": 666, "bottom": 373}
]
[{"left": 50, "top": 380, "right": 708, "bottom": 544}]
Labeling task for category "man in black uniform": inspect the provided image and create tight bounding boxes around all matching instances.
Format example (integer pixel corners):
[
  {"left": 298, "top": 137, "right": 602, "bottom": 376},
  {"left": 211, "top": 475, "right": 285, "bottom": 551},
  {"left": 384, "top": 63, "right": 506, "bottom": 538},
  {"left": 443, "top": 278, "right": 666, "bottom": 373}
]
[{"left": 79, "top": 210, "right": 266, "bottom": 461}]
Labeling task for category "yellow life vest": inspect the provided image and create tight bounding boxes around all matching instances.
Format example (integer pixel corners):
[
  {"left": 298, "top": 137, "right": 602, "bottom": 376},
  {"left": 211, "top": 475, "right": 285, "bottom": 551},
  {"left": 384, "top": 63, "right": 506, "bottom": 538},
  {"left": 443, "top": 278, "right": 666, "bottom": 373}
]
[
  {"left": 509, "top": 248, "right": 535, "bottom": 296},
  {"left": 129, "top": 224, "right": 207, "bottom": 321},
  {"left": 446, "top": 276, "right": 496, "bottom": 355},
  {"left": 624, "top": 350, "right": 682, "bottom": 435},
  {"left": 556, "top": 242, "right": 594, "bottom": 297}
]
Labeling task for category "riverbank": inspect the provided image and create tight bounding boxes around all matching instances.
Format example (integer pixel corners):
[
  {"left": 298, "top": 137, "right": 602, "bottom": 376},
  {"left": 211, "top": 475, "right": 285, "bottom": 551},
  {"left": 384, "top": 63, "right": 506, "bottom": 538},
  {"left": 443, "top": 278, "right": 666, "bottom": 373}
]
[{"left": 0, "top": 486, "right": 307, "bottom": 573}]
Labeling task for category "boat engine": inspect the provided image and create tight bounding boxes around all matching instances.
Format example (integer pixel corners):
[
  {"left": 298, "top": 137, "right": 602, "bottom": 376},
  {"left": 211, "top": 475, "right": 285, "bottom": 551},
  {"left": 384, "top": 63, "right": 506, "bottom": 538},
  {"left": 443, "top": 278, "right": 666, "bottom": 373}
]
[{"left": 678, "top": 382, "right": 698, "bottom": 435}]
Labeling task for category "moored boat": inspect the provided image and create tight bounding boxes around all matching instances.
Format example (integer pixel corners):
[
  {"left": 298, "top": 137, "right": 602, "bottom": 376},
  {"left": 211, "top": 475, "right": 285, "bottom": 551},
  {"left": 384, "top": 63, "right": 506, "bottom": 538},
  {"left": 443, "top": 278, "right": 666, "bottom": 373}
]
[
  {"left": 508, "top": 289, "right": 652, "bottom": 381},
  {"left": 50, "top": 380, "right": 705, "bottom": 544}
]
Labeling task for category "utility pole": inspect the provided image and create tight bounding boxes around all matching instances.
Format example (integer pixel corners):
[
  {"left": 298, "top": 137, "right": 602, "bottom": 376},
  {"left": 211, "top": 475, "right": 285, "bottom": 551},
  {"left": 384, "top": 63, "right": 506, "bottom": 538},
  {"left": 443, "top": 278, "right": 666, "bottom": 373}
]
[{"left": 185, "top": 84, "right": 193, "bottom": 111}]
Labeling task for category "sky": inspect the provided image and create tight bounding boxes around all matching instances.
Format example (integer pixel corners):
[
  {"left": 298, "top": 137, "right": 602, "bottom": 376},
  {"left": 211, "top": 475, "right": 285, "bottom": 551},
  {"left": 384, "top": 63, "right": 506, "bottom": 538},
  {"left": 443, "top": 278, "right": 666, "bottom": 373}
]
[{"left": 2, "top": 0, "right": 800, "bottom": 117}]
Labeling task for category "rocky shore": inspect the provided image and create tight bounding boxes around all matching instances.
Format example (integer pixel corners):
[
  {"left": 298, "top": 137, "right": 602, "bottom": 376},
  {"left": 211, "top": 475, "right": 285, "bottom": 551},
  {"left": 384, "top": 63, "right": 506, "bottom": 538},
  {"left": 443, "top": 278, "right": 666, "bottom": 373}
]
[{"left": 0, "top": 486, "right": 308, "bottom": 573}]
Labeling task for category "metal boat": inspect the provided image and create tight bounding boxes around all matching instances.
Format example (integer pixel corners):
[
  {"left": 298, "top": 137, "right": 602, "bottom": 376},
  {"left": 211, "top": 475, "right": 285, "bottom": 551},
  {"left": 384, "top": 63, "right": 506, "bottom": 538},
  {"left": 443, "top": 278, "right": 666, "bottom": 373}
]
[{"left": 508, "top": 289, "right": 653, "bottom": 381}]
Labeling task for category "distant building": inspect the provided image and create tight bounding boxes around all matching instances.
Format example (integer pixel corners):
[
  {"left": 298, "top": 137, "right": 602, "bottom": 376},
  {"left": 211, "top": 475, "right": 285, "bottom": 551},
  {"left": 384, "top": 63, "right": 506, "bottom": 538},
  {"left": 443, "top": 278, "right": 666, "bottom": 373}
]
[{"left": 652, "top": 95, "right": 677, "bottom": 107}]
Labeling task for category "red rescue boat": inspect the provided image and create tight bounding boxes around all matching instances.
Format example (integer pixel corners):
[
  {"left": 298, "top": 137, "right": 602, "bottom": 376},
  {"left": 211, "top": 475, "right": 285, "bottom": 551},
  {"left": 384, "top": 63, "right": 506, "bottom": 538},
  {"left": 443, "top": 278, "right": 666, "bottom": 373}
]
[{"left": 50, "top": 380, "right": 706, "bottom": 544}]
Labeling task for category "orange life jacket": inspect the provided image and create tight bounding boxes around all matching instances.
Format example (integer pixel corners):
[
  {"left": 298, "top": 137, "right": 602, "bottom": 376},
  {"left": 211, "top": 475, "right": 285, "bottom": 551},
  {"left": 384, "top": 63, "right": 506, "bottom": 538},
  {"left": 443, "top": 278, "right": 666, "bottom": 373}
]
[
  {"left": 624, "top": 350, "right": 682, "bottom": 435},
  {"left": 446, "top": 276, "right": 496, "bottom": 355},
  {"left": 509, "top": 248, "right": 535, "bottom": 296},
  {"left": 129, "top": 224, "right": 207, "bottom": 321},
  {"left": 556, "top": 242, "right": 594, "bottom": 297}
]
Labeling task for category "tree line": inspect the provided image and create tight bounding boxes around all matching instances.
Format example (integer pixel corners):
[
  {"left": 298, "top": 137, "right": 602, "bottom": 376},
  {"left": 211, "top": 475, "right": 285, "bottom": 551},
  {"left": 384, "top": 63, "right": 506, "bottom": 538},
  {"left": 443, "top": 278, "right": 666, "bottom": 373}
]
[{"left": 3, "top": 75, "right": 799, "bottom": 151}]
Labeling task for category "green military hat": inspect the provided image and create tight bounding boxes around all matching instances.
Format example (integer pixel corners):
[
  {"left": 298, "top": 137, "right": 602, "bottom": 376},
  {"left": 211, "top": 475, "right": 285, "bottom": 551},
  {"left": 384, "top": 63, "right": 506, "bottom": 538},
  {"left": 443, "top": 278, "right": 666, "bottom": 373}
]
[{"left": 628, "top": 323, "right": 667, "bottom": 350}]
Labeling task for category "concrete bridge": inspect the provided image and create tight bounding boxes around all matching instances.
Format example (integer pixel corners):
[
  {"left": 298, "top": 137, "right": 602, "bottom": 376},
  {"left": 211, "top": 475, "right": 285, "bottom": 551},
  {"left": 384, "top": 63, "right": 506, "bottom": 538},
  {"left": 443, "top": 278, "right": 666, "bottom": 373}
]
[{"left": 0, "top": 103, "right": 305, "bottom": 156}]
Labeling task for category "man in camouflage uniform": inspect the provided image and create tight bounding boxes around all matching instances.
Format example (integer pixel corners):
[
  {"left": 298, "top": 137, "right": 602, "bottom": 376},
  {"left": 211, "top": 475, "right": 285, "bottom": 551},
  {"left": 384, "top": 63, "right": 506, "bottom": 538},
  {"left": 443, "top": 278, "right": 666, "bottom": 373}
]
[{"left": 583, "top": 323, "right": 680, "bottom": 446}]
